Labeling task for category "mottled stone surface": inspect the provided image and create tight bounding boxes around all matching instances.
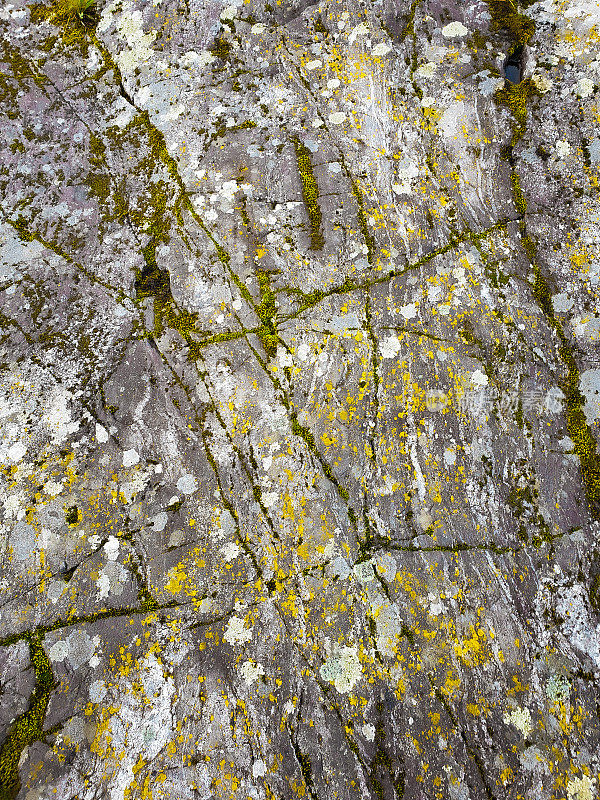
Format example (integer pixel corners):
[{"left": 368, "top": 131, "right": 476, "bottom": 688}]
[{"left": 1, "top": 0, "right": 600, "bottom": 798}]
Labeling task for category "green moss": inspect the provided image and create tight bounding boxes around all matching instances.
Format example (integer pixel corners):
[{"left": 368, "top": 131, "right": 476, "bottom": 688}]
[
  {"left": 0, "top": 633, "right": 54, "bottom": 800},
  {"left": 292, "top": 137, "right": 324, "bottom": 250},
  {"left": 209, "top": 36, "right": 233, "bottom": 62},
  {"left": 590, "top": 573, "right": 600, "bottom": 611},
  {"left": 400, "top": 0, "right": 421, "bottom": 39},
  {"left": 134, "top": 251, "right": 198, "bottom": 342},
  {"left": 255, "top": 269, "right": 279, "bottom": 358},
  {"left": 368, "top": 709, "right": 406, "bottom": 800},
  {"left": 349, "top": 179, "right": 376, "bottom": 266},
  {"left": 130, "top": 562, "right": 159, "bottom": 612},
  {"left": 135, "top": 262, "right": 170, "bottom": 303},
  {"left": 495, "top": 78, "right": 537, "bottom": 143},
  {"left": 30, "top": 0, "right": 98, "bottom": 52},
  {"left": 65, "top": 504, "right": 80, "bottom": 525},
  {"left": 514, "top": 396, "right": 524, "bottom": 428},
  {"left": 238, "top": 201, "right": 281, "bottom": 358},
  {"left": 507, "top": 473, "right": 553, "bottom": 546},
  {"left": 531, "top": 265, "right": 553, "bottom": 317},
  {"left": 212, "top": 119, "right": 256, "bottom": 140},
  {"left": 525, "top": 262, "right": 600, "bottom": 518},
  {"left": 510, "top": 171, "right": 528, "bottom": 215},
  {"left": 486, "top": 1, "right": 600, "bottom": 516},
  {"left": 85, "top": 173, "right": 110, "bottom": 205},
  {"left": 1, "top": 40, "right": 49, "bottom": 99},
  {"left": 486, "top": 0, "right": 535, "bottom": 47},
  {"left": 313, "top": 16, "right": 329, "bottom": 35},
  {"left": 560, "top": 349, "right": 600, "bottom": 517}
]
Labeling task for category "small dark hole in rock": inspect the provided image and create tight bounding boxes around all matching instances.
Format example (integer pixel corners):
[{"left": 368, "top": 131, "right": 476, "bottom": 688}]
[
  {"left": 504, "top": 46, "right": 523, "bottom": 84},
  {"left": 65, "top": 505, "right": 80, "bottom": 525}
]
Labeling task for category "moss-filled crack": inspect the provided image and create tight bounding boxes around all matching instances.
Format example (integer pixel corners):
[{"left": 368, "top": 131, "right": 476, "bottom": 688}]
[
  {"left": 495, "top": 79, "right": 538, "bottom": 150},
  {"left": 0, "top": 600, "right": 190, "bottom": 653},
  {"left": 431, "top": 682, "right": 495, "bottom": 800},
  {"left": 280, "top": 219, "right": 512, "bottom": 323},
  {"left": 3, "top": 214, "right": 125, "bottom": 298},
  {"left": 0, "top": 632, "right": 54, "bottom": 800},
  {"left": 368, "top": 702, "right": 406, "bottom": 800},
  {"left": 241, "top": 335, "right": 355, "bottom": 511},
  {"left": 364, "top": 297, "right": 380, "bottom": 464},
  {"left": 292, "top": 137, "right": 324, "bottom": 250},
  {"left": 148, "top": 346, "right": 265, "bottom": 576},
  {"left": 367, "top": 536, "right": 518, "bottom": 555},
  {"left": 492, "top": 12, "right": 600, "bottom": 519},
  {"left": 486, "top": 0, "right": 535, "bottom": 51},
  {"left": 399, "top": 0, "right": 421, "bottom": 40},
  {"left": 239, "top": 198, "right": 284, "bottom": 358},
  {"left": 126, "top": 551, "right": 160, "bottom": 612},
  {"left": 288, "top": 728, "right": 320, "bottom": 800},
  {"left": 280, "top": 40, "right": 376, "bottom": 264},
  {"left": 255, "top": 267, "right": 279, "bottom": 358},
  {"left": 341, "top": 159, "right": 377, "bottom": 266},
  {"left": 82, "top": 29, "right": 256, "bottom": 333}
]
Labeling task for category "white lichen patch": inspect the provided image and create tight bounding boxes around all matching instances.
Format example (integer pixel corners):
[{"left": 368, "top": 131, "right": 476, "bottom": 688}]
[
  {"left": 42, "top": 389, "right": 79, "bottom": 443},
  {"left": 567, "top": 775, "right": 595, "bottom": 800},
  {"left": 48, "top": 630, "right": 101, "bottom": 670},
  {"left": 399, "top": 302, "right": 418, "bottom": 320},
  {"left": 532, "top": 73, "right": 553, "bottom": 93},
  {"left": 442, "top": 21, "right": 469, "bottom": 37},
  {"left": 89, "top": 679, "right": 107, "bottom": 703},
  {"left": 552, "top": 292, "right": 575, "bottom": 313},
  {"left": 0, "top": 222, "right": 45, "bottom": 282},
  {"left": 240, "top": 660, "right": 265, "bottom": 685},
  {"left": 353, "top": 559, "right": 375, "bottom": 584},
  {"left": 576, "top": 77, "right": 595, "bottom": 98},
  {"left": 176, "top": 473, "right": 198, "bottom": 495},
  {"left": 96, "top": 560, "right": 128, "bottom": 601},
  {"left": 94, "top": 425, "right": 109, "bottom": 449},
  {"left": 224, "top": 615, "right": 253, "bottom": 645},
  {"left": 328, "top": 111, "right": 347, "bottom": 125},
  {"left": 372, "top": 42, "right": 392, "bottom": 57},
  {"left": 122, "top": 448, "right": 139, "bottom": 468},
  {"left": 221, "top": 541, "right": 240, "bottom": 561},
  {"left": 92, "top": 654, "right": 175, "bottom": 800},
  {"left": 103, "top": 535, "right": 120, "bottom": 561},
  {"left": 9, "top": 521, "right": 36, "bottom": 562},
  {"left": 43, "top": 479, "right": 63, "bottom": 497},
  {"left": 503, "top": 706, "right": 533, "bottom": 738},
  {"left": 252, "top": 760, "right": 267, "bottom": 778},
  {"left": 319, "top": 645, "right": 363, "bottom": 693},
  {"left": 114, "top": 5, "right": 157, "bottom": 75},
  {"left": 554, "top": 582, "right": 600, "bottom": 668},
  {"left": 6, "top": 442, "right": 26, "bottom": 463},
  {"left": 545, "top": 674, "right": 570, "bottom": 703},
  {"left": 379, "top": 334, "right": 402, "bottom": 358},
  {"left": 362, "top": 723, "right": 375, "bottom": 741},
  {"left": 470, "top": 369, "right": 489, "bottom": 389}
]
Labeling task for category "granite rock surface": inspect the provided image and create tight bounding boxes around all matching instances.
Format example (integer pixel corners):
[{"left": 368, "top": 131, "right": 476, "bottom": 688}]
[{"left": 1, "top": 0, "right": 600, "bottom": 798}]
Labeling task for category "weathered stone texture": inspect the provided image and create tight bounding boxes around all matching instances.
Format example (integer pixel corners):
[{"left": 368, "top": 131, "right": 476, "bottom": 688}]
[{"left": 1, "top": 0, "right": 600, "bottom": 798}]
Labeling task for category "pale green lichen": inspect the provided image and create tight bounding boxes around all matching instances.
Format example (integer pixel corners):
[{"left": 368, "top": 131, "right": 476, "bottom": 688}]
[
  {"left": 503, "top": 705, "right": 533, "bottom": 738},
  {"left": 319, "top": 645, "right": 362, "bottom": 693}
]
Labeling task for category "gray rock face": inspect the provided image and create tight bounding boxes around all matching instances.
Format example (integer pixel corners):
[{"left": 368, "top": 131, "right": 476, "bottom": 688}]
[{"left": 1, "top": 0, "right": 600, "bottom": 798}]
